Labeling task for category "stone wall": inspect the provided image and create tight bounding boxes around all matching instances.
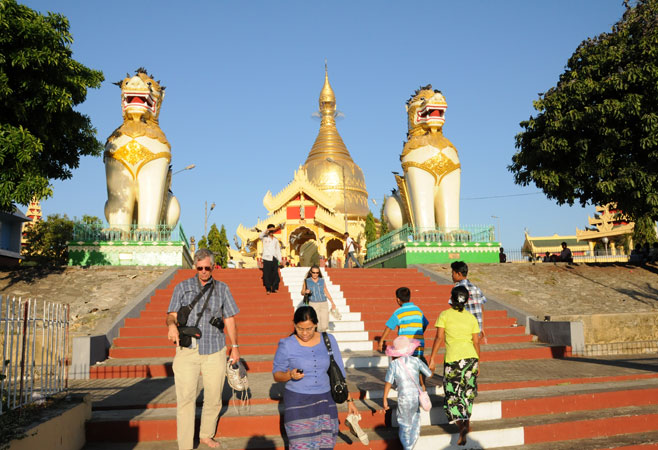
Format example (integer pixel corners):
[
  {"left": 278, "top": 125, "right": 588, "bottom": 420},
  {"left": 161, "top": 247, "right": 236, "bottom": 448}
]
[{"left": 550, "top": 312, "right": 658, "bottom": 344}]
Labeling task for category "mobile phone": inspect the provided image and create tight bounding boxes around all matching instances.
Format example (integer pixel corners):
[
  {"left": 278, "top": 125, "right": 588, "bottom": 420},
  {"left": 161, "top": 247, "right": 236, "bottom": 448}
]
[{"left": 297, "top": 369, "right": 304, "bottom": 374}]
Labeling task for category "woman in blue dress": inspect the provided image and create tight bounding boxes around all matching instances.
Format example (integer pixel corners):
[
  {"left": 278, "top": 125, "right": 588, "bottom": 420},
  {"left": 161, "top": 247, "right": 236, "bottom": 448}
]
[
  {"left": 382, "top": 336, "right": 432, "bottom": 450},
  {"left": 301, "top": 265, "right": 337, "bottom": 332},
  {"left": 273, "top": 306, "right": 360, "bottom": 449}
]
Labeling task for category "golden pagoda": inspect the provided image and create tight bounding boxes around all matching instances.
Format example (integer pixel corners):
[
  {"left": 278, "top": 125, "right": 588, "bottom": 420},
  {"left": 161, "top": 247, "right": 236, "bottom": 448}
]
[
  {"left": 235, "top": 67, "right": 370, "bottom": 267},
  {"left": 303, "top": 66, "right": 369, "bottom": 218}
]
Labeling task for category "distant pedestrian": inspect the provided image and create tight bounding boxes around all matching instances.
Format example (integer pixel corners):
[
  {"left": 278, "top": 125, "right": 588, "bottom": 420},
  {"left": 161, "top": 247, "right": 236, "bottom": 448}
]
[
  {"left": 381, "top": 336, "right": 432, "bottom": 450},
  {"left": 301, "top": 265, "right": 338, "bottom": 332},
  {"left": 428, "top": 285, "right": 481, "bottom": 447},
  {"left": 343, "top": 232, "right": 362, "bottom": 268},
  {"left": 498, "top": 248, "right": 507, "bottom": 263},
  {"left": 260, "top": 223, "right": 283, "bottom": 294},
  {"left": 449, "top": 261, "right": 487, "bottom": 342},
  {"left": 559, "top": 242, "right": 573, "bottom": 263}
]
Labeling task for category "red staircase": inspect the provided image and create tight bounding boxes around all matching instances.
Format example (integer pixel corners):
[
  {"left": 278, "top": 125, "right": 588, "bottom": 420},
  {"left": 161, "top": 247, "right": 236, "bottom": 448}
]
[
  {"left": 79, "top": 267, "right": 658, "bottom": 449},
  {"left": 324, "top": 268, "right": 546, "bottom": 357}
]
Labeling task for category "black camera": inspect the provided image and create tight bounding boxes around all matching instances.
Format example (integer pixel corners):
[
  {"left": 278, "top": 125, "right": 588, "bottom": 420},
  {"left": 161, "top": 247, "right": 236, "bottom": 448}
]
[{"left": 209, "top": 316, "right": 224, "bottom": 331}]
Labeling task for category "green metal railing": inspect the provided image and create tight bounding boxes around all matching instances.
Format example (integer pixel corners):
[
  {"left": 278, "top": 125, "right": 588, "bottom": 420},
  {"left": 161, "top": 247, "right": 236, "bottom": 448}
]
[
  {"left": 71, "top": 222, "right": 190, "bottom": 247},
  {"left": 366, "top": 224, "right": 495, "bottom": 261}
]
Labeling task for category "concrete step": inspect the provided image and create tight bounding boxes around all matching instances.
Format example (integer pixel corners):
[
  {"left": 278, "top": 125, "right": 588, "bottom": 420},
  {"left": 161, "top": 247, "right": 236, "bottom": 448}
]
[
  {"left": 105, "top": 341, "right": 570, "bottom": 370},
  {"left": 84, "top": 400, "right": 658, "bottom": 447},
  {"left": 83, "top": 429, "right": 658, "bottom": 450}
]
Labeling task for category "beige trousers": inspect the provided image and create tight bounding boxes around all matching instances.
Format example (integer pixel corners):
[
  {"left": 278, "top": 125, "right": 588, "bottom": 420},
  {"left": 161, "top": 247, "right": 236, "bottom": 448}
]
[
  {"left": 173, "top": 346, "right": 226, "bottom": 450},
  {"left": 310, "top": 301, "right": 329, "bottom": 332}
]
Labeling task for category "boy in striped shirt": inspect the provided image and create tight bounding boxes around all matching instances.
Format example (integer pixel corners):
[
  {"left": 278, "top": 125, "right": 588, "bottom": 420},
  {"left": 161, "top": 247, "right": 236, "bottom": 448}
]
[{"left": 378, "top": 287, "right": 429, "bottom": 387}]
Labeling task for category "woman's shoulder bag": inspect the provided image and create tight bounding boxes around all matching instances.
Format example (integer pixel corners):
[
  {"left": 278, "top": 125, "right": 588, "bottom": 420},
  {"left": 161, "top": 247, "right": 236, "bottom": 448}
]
[{"left": 322, "top": 332, "right": 349, "bottom": 404}]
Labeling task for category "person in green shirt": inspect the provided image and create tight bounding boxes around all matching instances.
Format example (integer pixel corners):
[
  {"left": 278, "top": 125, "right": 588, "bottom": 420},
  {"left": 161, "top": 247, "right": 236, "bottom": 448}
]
[{"left": 427, "top": 285, "right": 481, "bottom": 446}]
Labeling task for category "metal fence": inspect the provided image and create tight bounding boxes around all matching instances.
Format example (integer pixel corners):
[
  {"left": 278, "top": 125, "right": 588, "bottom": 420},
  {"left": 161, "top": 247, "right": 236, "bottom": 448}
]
[
  {"left": 366, "top": 224, "right": 496, "bottom": 261},
  {"left": 71, "top": 222, "right": 190, "bottom": 246},
  {"left": 1, "top": 296, "right": 70, "bottom": 414},
  {"left": 503, "top": 248, "right": 631, "bottom": 264}
]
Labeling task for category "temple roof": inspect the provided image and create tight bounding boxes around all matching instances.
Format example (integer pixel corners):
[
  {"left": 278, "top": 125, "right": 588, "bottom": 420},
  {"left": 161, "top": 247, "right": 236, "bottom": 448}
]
[
  {"left": 522, "top": 232, "right": 589, "bottom": 254},
  {"left": 262, "top": 166, "right": 336, "bottom": 213}
]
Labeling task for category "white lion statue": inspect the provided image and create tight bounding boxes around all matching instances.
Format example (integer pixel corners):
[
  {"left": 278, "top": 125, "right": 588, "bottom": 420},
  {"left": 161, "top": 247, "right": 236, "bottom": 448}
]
[{"left": 104, "top": 68, "right": 180, "bottom": 232}]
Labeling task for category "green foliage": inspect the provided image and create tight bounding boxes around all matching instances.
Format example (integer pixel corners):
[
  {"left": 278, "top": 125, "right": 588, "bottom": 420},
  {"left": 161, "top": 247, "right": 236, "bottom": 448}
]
[
  {"left": 218, "top": 225, "right": 229, "bottom": 268},
  {"left": 197, "top": 236, "right": 207, "bottom": 250},
  {"left": 0, "top": 0, "right": 104, "bottom": 212},
  {"left": 364, "top": 212, "right": 377, "bottom": 244},
  {"left": 632, "top": 215, "right": 658, "bottom": 245},
  {"left": 510, "top": 0, "right": 658, "bottom": 222},
  {"left": 22, "top": 214, "right": 73, "bottom": 265},
  {"left": 379, "top": 197, "right": 389, "bottom": 236},
  {"left": 207, "top": 224, "right": 230, "bottom": 268},
  {"left": 80, "top": 214, "right": 101, "bottom": 225}
]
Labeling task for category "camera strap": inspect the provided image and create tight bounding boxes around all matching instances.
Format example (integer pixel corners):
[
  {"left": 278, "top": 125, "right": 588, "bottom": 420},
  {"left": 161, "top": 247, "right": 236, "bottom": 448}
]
[{"left": 193, "top": 280, "right": 214, "bottom": 328}]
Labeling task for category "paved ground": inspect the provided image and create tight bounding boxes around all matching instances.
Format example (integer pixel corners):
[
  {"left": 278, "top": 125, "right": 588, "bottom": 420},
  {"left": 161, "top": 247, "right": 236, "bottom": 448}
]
[
  {"left": 0, "top": 265, "right": 168, "bottom": 335},
  {"left": 70, "top": 354, "right": 658, "bottom": 407},
  {"left": 422, "top": 262, "right": 658, "bottom": 317}
]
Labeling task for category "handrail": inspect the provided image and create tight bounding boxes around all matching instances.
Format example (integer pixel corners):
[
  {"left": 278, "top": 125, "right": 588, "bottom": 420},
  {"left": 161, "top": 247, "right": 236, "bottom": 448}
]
[{"left": 366, "top": 224, "right": 496, "bottom": 260}]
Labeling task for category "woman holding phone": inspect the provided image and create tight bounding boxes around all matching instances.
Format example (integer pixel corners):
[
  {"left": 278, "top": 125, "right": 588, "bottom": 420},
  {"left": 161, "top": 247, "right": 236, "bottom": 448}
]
[{"left": 272, "top": 306, "right": 359, "bottom": 449}]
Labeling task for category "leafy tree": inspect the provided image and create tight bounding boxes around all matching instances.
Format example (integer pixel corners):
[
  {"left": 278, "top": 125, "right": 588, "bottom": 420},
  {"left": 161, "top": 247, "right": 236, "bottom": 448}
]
[
  {"left": 207, "top": 224, "right": 230, "bottom": 268},
  {"left": 207, "top": 225, "right": 221, "bottom": 264},
  {"left": 197, "top": 236, "right": 208, "bottom": 250},
  {"left": 23, "top": 213, "right": 74, "bottom": 265},
  {"left": 510, "top": 0, "right": 658, "bottom": 225},
  {"left": 379, "top": 197, "right": 389, "bottom": 236},
  {"left": 0, "top": 0, "right": 104, "bottom": 212},
  {"left": 218, "top": 225, "right": 230, "bottom": 268},
  {"left": 80, "top": 215, "right": 102, "bottom": 225},
  {"left": 633, "top": 215, "right": 657, "bottom": 246},
  {"left": 364, "top": 212, "right": 377, "bottom": 244}
]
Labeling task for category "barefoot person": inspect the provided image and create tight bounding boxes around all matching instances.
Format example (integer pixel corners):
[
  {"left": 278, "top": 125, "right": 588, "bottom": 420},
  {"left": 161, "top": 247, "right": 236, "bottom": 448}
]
[
  {"left": 166, "top": 248, "right": 240, "bottom": 450},
  {"left": 428, "top": 285, "right": 481, "bottom": 446},
  {"left": 382, "top": 337, "right": 432, "bottom": 450}
]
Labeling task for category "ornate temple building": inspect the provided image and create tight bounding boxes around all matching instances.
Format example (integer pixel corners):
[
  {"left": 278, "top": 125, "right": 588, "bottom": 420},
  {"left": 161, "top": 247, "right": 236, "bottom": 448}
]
[
  {"left": 575, "top": 204, "right": 634, "bottom": 254},
  {"left": 523, "top": 204, "right": 635, "bottom": 261},
  {"left": 21, "top": 198, "right": 42, "bottom": 249},
  {"left": 236, "top": 68, "right": 369, "bottom": 267}
]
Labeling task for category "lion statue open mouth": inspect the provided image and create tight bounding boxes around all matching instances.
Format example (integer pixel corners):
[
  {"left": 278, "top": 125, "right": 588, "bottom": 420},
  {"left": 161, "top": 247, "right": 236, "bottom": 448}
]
[
  {"left": 384, "top": 84, "right": 461, "bottom": 231},
  {"left": 104, "top": 68, "right": 180, "bottom": 233}
]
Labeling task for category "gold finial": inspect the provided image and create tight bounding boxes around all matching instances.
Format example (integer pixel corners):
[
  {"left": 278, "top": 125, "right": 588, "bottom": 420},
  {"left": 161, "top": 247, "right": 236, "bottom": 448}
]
[{"left": 319, "top": 62, "right": 336, "bottom": 107}]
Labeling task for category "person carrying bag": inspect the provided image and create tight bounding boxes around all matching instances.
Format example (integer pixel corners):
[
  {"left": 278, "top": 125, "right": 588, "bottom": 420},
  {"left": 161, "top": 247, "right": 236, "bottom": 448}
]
[
  {"left": 382, "top": 337, "right": 433, "bottom": 450},
  {"left": 176, "top": 281, "right": 213, "bottom": 348}
]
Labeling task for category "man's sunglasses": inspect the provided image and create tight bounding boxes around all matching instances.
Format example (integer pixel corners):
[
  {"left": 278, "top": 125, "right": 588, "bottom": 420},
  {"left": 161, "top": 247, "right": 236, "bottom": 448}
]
[
  {"left": 311, "top": 271, "right": 320, "bottom": 274},
  {"left": 196, "top": 266, "right": 212, "bottom": 272}
]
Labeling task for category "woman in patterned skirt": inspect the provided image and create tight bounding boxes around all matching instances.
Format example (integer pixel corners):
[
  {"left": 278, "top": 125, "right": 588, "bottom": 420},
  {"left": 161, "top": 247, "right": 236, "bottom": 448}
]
[
  {"left": 272, "top": 306, "right": 359, "bottom": 449},
  {"left": 427, "top": 285, "right": 481, "bottom": 446}
]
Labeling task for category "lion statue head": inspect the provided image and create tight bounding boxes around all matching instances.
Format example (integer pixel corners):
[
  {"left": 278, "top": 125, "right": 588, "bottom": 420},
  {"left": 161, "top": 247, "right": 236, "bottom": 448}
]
[
  {"left": 406, "top": 84, "right": 447, "bottom": 136},
  {"left": 114, "top": 68, "right": 165, "bottom": 123}
]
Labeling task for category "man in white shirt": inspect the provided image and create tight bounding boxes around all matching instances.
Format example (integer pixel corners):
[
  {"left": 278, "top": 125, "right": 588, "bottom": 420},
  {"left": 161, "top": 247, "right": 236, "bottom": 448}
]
[
  {"left": 260, "top": 223, "right": 283, "bottom": 293},
  {"left": 343, "top": 232, "right": 362, "bottom": 268}
]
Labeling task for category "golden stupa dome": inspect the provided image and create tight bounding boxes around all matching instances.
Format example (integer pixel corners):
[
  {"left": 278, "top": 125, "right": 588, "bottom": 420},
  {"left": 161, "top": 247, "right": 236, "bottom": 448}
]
[{"left": 303, "top": 67, "right": 369, "bottom": 218}]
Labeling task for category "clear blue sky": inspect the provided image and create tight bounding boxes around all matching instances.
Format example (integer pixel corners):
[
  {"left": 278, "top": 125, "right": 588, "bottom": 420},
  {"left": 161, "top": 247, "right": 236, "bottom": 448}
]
[{"left": 24, "top": 0, "right": 626, "bottom": 249}]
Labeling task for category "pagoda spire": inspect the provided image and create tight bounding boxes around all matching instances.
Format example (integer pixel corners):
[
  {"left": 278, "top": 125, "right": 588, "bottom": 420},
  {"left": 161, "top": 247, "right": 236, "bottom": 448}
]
[{"left": 303, "top": 64, "right": 369, "bottom": 218}]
